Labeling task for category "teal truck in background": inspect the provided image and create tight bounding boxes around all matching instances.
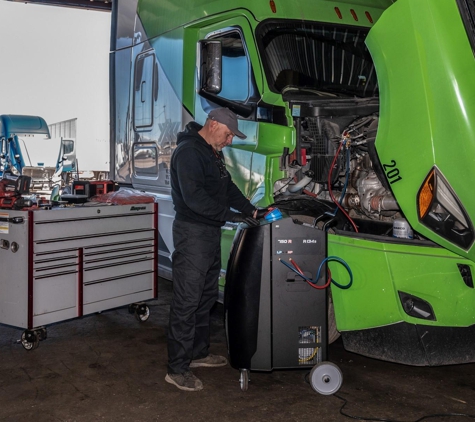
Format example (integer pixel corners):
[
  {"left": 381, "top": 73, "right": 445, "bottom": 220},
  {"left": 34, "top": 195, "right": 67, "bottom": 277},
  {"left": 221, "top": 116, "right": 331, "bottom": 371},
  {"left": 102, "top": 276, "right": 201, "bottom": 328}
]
[
  {"left": 0, "top": 114, "right": 50, "bottom": 208},
  {"left": 109, "top": 0, "right": 475, "bottom": 365},
  {"left": 0, "top": 114, "right": 96, "bottom": 195},
  {"left": 0, "top": 114, "right": 50, "bottom": 178}
]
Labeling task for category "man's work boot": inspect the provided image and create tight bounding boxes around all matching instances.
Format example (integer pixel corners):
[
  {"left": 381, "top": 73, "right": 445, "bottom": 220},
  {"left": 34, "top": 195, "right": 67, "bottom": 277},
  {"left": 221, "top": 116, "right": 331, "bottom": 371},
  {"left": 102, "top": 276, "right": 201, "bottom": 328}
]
[
  {"left": 165, "top": 371, "right": 203, "bottom": 391},
  {"left": 189, "top": 354, "right": 228, "bottom": 368}
]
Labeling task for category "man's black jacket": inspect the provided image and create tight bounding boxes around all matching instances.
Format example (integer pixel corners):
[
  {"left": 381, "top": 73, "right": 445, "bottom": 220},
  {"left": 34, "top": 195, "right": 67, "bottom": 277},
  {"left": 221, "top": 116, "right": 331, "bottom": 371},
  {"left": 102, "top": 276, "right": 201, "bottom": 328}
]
[{"left": 171, "top": 122, "right": 255, "bottom": 227}]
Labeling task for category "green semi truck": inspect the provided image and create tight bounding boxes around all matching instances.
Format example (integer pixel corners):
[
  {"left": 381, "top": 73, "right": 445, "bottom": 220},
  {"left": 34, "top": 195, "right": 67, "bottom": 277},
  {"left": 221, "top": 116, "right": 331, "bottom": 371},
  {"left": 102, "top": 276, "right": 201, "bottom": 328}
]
[{"left": 110, "top": 0, "right": 475, "bottom": 365}]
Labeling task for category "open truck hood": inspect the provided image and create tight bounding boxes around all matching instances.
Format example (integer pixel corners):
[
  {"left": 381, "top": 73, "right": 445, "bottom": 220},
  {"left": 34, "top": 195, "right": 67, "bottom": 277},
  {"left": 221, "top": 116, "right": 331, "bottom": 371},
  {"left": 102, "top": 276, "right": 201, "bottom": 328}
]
[{"left": 366, "top": 0, "right": 475, "bottom": 261}]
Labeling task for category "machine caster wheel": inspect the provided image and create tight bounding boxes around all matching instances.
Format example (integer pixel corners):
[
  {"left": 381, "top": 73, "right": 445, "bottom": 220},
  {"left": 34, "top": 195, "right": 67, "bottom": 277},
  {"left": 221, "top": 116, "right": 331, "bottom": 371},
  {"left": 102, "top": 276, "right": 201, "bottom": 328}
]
[
  {"left": 129, "top": 303, "right": 150, "bottom": 322},
  {"left": 239, "top": 369, "right": 250, "bottom": 391},
  {"left": 21, "top": 330, "right": 40, "bottom": 351},
  {"left": 309, "top": 362, "right": 343, "bottom": 395}
]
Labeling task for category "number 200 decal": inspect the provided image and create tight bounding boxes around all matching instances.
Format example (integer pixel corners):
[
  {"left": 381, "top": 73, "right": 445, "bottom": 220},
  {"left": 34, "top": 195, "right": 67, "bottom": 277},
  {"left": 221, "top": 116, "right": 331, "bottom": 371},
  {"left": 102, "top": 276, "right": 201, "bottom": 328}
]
[{"left": 383, "top": 160, "right": 402, "bottom": 184}]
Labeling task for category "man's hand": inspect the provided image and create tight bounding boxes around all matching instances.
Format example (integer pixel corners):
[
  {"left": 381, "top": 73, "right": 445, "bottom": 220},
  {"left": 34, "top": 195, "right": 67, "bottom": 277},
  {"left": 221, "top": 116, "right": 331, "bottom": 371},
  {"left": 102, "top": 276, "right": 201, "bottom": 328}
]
[
  {"left": 254, "top": 207, "right": 274, "bottom": 220},
  {"left": 231, "top": 213, "right": 260, "bottom": 227}
]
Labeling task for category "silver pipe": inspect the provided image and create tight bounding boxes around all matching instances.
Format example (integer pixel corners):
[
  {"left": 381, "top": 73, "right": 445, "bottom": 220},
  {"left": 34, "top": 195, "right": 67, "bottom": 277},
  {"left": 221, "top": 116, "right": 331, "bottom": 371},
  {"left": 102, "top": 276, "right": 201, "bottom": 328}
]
[{"left": 287, "top": 175, "right": 313, "bottom": 193}]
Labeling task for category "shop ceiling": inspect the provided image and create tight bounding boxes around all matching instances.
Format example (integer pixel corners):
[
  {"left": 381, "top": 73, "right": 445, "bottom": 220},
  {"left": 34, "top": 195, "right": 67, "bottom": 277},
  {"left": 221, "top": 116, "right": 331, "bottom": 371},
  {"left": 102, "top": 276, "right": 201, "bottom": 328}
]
[{"left": 7, "top": 0, "right": 111, "bottom": 12}]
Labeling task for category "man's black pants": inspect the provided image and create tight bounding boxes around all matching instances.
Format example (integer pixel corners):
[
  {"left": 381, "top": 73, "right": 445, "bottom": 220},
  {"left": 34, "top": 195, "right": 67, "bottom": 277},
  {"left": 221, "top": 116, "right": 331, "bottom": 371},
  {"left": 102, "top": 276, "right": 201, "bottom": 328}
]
[{"left": 167, "top": 219, "right": 222, "bottom": 374}]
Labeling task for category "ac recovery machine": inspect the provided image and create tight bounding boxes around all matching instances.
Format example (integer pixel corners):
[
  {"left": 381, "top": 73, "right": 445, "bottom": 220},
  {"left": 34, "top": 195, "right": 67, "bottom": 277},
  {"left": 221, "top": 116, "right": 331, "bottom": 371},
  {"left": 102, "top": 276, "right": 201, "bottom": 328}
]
[{"left": 224, "top": 215, "right": 342, "bottom": 394}]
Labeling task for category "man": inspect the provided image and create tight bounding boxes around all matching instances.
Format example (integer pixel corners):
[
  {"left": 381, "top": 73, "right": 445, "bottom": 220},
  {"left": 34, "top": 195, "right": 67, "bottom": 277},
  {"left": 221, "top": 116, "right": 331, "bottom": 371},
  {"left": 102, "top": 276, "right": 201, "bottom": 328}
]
[{"left": 166, "top": 108, "right": 269, "bottom": 391}]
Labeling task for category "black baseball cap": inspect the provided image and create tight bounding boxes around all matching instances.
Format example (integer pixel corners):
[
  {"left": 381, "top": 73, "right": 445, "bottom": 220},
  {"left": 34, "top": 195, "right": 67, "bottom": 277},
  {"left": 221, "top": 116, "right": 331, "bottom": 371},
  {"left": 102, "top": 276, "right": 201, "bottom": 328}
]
[{"left": 208, "top": 108, "right": 247, "bottom": 140}]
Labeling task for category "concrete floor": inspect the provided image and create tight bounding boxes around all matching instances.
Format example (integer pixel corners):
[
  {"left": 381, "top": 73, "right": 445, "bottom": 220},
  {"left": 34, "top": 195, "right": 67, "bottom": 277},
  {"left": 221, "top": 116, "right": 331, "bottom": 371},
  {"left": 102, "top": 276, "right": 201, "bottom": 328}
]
[{"left": 1, "top": 278, "right": 474, "bottom": 422}]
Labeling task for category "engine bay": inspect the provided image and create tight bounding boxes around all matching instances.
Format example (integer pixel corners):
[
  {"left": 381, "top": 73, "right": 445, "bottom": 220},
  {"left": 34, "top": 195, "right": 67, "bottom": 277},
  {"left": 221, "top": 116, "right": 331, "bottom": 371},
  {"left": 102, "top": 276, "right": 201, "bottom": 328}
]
[{"left": 274, "top": 97, "right": 419, "bottom": 240}]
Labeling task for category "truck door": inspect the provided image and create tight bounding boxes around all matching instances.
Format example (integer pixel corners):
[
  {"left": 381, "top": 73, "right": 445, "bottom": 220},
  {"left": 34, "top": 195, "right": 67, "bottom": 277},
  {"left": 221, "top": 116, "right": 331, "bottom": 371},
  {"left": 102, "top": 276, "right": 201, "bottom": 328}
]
[
  {"left": 195, "top": 17, "right": 261, "bottom": 198},
  {"left": 194, "top": 17, "right": 264, "bottom": 292}
]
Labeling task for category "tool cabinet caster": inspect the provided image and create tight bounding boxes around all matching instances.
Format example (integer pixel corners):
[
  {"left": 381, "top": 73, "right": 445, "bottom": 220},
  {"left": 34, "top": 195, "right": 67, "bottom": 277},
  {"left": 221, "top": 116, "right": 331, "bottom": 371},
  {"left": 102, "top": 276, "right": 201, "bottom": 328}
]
[
  {"left": 309, "top": 361, "right": 343, "bottom": 395},
  {"left": 20, "top": 327, "right": 46, "bottom": 351},
  {"left": 128, "top": 303, "right": 150, "bottom": 322},
  {"left": 239, "top": 369, "right": 250, "bottom": 391}
]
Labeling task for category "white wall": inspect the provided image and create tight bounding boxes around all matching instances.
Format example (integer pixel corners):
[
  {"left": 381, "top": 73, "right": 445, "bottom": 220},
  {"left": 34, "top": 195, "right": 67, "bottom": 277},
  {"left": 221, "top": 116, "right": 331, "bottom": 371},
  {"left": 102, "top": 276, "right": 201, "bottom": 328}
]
[{"left": 0, "top": 1, "right": 111, "bottom": 171}]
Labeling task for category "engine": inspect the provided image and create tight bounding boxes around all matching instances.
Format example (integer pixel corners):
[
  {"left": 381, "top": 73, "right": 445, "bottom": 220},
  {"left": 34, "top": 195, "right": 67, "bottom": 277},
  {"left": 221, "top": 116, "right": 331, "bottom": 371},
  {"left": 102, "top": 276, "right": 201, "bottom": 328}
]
[{"left": 274, "top": 108, "right": 402, "bottom": 226}]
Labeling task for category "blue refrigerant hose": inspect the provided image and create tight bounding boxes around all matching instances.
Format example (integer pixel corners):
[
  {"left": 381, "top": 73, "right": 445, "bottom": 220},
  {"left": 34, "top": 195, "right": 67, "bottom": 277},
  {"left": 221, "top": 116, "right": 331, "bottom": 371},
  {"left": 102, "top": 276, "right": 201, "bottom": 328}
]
[{"left": 280, "top": 255, "right": 353, "bottom": 289}]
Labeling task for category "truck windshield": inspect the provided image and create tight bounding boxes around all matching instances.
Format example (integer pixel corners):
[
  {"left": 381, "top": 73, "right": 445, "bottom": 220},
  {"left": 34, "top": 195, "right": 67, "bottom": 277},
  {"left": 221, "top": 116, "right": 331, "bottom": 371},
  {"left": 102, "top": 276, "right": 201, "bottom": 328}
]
[{"left": 256, "top": 20, "right": 377, "bottom": 98}]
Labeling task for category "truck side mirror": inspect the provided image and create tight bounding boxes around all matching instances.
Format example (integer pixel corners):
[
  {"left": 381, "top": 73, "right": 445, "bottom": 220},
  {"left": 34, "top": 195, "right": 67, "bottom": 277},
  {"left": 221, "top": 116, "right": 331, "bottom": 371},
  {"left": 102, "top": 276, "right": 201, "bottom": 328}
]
[{"left": 199, "top": 40, "right": 222, "bottom": 94}]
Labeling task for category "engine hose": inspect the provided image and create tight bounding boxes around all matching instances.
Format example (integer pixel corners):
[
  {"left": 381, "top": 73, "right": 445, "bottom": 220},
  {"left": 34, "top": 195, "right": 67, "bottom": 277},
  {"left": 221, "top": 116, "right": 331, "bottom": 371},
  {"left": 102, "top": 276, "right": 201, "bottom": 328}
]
[
  {"left": 287, "top": 175, "right": 313, "bottom": 193},
  {"left": 279, "top": 255, "right": 353, "bottom": 290}
]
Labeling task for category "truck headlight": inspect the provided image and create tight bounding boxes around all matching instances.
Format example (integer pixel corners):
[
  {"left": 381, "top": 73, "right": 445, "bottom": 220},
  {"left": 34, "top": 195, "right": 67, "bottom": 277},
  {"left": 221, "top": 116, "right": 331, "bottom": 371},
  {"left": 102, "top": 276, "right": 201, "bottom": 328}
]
[{"left": 417, "top": 167, "right": 474, "bottom": 249}]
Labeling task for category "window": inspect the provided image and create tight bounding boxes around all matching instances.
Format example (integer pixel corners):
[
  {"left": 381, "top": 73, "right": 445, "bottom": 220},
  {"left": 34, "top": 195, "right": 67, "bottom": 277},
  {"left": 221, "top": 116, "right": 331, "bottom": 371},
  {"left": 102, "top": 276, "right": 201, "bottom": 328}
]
[
  {"left": 208, "top": 30, "right": 257, "bottom": 103},
  {"left": 134, "top": 50, "right": 158, "bottom": 129},
  {"left": 62, "top": 139, "right": 74, "bottom": 155}
]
